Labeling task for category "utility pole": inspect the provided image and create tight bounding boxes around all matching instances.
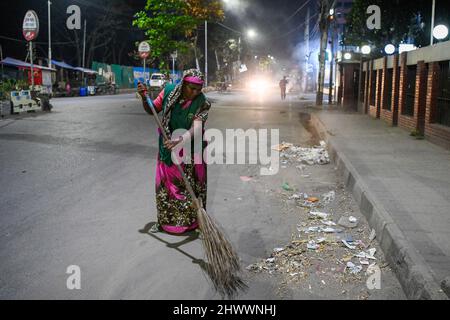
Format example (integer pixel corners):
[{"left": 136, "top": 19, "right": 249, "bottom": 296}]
[
  {"left": 430, "top": 0, "right": 436, "bottom": 45},
  {"left": 82, "top": 19, "right": 86, "bottom": 86},
  {"left": 215, "top": 49, "right": 220, "bottom": 71},
  {"left": 303, "top": 6, "right": 310, "bottom": 92},
  {"left": 328, "top": 14, "right": 335, "bottom": 105},
  {"left": 205, "top": 20, "right": 208, "bottom": 87},
  {"left": 48, "top": 1, "right": 52, "bottom": 68},
  {"left": 316, "top": 0, "right": 331, "bottom": 106},
  {"left": 0, "top": 44, "right": 4, "bottom": 80},
  {"left": 238, "top": 36, "right": 241, "bottom": 64},
  {"left": 30, "top": 41, "right": 34, "bottom": 89}
]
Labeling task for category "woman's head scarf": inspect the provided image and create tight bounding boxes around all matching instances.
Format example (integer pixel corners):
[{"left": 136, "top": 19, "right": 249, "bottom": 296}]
[{"left": 161, "top": 69, "right": 205, "bottom": 134}]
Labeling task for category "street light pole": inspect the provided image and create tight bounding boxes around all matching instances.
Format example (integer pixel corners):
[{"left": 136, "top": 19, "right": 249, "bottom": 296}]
[
  {"left": 0, "top": 44, "right": 4, "bottom": 80},
  {"left": 205, "top": 20, "right": 208, "bottom": 87},
  {"left": 30, "top": 41, "right": 34, "bottom": 89},
  {"left": 238, "top": 36, "right": 241, "bottom": 64},
  {"left": 82, "top": 19, "right": 86, "bottom": 86},
  {"left": 328, "top": 12, "right": 335, "bottom": 105},
  {"left": 431, "top": 0, "right": 436, "bottom": 45},
  {"left": 48, "top": 0, "right": 52, "bottom": 68}
]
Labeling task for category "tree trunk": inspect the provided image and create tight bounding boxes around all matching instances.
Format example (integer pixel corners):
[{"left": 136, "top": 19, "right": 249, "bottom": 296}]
[{"left": 316, "top": 0, "right": 330, "bottom": 106}]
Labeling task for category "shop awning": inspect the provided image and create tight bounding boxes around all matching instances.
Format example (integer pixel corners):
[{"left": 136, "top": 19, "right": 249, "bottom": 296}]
[
  {"left": 51, "top": 59, "right": 76, "bottom": 70},
  {"left": 0, "top": 57, "right": 56, "bottom": 71},
  {"left": 74, "top": 67, "right": 98, "bottom": 74}
]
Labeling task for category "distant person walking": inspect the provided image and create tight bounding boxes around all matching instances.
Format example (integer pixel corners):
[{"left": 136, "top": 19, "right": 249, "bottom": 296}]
[{"left": 279, "top": 76, "right": 288, "bottom": 100}]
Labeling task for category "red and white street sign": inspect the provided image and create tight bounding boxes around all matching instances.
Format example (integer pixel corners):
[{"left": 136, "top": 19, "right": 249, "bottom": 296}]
[
  {"left": 138, "top": 41, "right": 150, "bottom": 59},
  {"left": 22, "top": 10, "right": 39, "bottom": 42},
  {"left": 139, "top": 51, "right": 149, "bottom": 59}
]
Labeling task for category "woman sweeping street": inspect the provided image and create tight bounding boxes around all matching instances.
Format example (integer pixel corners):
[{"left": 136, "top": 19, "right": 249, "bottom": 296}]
[{"left": 137, "top": 69, "right": 211, "bottom": 234}]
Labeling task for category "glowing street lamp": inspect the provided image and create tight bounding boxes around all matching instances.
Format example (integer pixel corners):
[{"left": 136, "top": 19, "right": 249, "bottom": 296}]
[
  {"left": 344, "top": 52, "right": 352, "bottom": 60},
  {"left": 384, "top": 44, "right": 395, "bottom": 55},
  {"left": 361, "top": 45, "right": 371, "bottom": 55},
  {"left": 433, "top": 24, "right": 449, "bottom": 40},
  {"left": 247, "top": 29, "right": 257, "bottom": 39}
]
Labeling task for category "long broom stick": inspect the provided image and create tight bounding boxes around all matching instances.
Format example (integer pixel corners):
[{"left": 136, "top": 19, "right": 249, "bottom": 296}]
[{"left": 143, "top": 92, "right": 247, "bottom": 298}]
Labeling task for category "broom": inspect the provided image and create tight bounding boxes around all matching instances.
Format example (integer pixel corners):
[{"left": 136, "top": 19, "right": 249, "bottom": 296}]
[{"left": 143, "top": 92, "right": 247, "bottom": 298}]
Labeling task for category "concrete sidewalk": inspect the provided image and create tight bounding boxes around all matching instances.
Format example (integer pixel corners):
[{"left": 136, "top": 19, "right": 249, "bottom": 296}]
[{"left": 309, "top": 108, "right": 450, "bottom": 300}]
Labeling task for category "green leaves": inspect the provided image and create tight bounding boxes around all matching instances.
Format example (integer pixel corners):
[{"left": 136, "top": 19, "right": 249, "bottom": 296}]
[{"left": 133, "top": 0, "right": 224, "bottom": 71}]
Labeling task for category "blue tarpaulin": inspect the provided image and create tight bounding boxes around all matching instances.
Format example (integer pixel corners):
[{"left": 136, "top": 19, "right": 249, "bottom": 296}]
[
  {"left": 0, "top": 57, "right": 55, "bottom": 71},
  {"left": 51, "top": 59, "right": 76, "bottom": 70},
  {"left": 74, "top": 67, "right": 98, "bottom": 74}
]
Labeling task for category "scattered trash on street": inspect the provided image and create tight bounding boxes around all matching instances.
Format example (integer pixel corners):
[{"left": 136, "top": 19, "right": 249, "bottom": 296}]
[
  {"left": 309, "top": 211, "right": 329, "bottom": 219},
  {"left": 274, "top": 141, "right": 330, "bottom": 166},
  {"left": 346, "top": 262, "right": 363, "bottom": 274},
  {"left": 249, "top": 140, "right": 399, "bottom": 299},
  {"left": 307, "top": 240, "right": 320, "bottom": 250},
  {"left": 342, "top": 239, "right": 356, "bottom": 250},
  {"left": 338, "top": 216, "right": 359, "bottom": 229},
  {"left": 281, "top": 182, "right": 293, "bottom": 191},
  {"left": 321, "top": 191, "right": 335, "bottom": 204},
  {"left": 355, "top": 248, "right": 377, "bottom": 260}
]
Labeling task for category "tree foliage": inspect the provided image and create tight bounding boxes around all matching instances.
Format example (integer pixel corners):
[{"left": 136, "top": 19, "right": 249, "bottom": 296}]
[
  {"left": 133, "top": 0, "right": 224, "bottom": 71},
  {"left": 344, "top": 0, "right": 429, "bottom": 55}
]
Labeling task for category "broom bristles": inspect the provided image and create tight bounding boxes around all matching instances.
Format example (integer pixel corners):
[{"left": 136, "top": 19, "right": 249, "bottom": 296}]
[{"left": 197, "top": 207, "right": 248, "bottom": 298}]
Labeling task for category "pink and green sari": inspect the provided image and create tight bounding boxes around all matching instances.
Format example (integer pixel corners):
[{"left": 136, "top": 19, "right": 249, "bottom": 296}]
[{"left": 152, "top": 83, "right": 210, "bottom": 234}]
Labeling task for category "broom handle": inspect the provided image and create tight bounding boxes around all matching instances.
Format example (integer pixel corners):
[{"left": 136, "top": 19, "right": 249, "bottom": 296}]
[{"left": 144, "top": 93, "right": 201, "bottom": 209}]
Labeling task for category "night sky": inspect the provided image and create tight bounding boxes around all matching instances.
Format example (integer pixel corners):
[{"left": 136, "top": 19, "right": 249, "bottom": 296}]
[
  {"left": 220, "top": 0, "right": 318, "bottom": 60},
  {"left": 0, "top": 0, "right": 316, "bottom": 68}
]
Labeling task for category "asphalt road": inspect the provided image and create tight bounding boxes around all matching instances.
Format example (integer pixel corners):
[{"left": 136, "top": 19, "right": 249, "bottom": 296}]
[{"left": 0, "top": 88, "right": 406, "bottom": 299}]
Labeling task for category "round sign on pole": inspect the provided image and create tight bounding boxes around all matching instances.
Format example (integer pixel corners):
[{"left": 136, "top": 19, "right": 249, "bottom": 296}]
[
  {"left": 139, "top": 52, "right": 149, "bottom": 59},
  {"left": 23, "top": 10, "right": 39, "bottom": 42},
  {"left": 138, "top": 41, "right": 150, "bottom": 59}
]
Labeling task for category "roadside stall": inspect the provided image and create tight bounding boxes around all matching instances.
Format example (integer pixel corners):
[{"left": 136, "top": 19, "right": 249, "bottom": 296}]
[
  {"left": 74, "top": 67, "right": 98, "bottom": 96},
  {"left": 51, "top": 59, "right": 78, "bottom": 97},
  {"left": 0, "top": 57, "right": 56, "bottom": 114}
]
